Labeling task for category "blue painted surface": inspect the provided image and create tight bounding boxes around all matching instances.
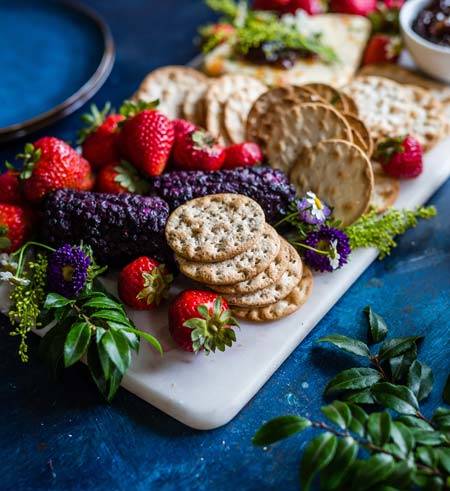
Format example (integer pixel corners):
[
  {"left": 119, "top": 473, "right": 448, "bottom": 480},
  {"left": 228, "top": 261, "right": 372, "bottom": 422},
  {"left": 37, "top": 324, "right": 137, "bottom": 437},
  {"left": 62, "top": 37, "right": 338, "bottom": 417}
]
[
  {"left": 0, "top": 0, "right": 104, "bottom": 127},
  {"left": 0, "top": 1, "right": 449, "bottom": 490}
]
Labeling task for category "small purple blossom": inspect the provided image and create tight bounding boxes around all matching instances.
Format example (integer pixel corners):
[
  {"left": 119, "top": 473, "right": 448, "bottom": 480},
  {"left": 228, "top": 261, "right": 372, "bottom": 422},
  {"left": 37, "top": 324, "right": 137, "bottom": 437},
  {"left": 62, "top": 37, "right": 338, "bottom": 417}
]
[
  {"left": 297, "top": 191, "right": 331, "bottom": 225},
  {"left": 302, "top": 226, "right": 351, "bottom": 272},
  {"left": 47, "top": 244, "right": 90, "bottom": 298}
]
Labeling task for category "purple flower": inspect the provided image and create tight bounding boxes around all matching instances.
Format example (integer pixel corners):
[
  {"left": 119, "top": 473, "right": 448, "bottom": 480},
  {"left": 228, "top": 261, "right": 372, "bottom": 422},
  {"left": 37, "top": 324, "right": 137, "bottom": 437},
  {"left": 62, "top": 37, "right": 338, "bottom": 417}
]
[
  {"left": 47, "top": 244, "right": 90, "bottom": 298},
  {"left": 297, "top": 191, "right": 331, "bottom": 225},
  {"left": 302, "top": 226, "right": 351, "bottom": 272}
]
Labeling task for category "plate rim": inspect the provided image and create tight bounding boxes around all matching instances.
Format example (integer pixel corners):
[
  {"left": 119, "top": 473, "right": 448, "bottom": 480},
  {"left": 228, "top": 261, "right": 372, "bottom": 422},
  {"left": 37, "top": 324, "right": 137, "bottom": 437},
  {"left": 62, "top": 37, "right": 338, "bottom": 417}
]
[{"left": 0, "top": 0, "right": 115, "bottom": 143}]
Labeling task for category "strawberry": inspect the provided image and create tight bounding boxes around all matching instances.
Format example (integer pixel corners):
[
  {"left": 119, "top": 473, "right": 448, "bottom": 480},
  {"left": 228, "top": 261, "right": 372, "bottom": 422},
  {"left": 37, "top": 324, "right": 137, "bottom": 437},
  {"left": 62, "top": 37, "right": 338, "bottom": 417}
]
[
  {"left": 173, "top": 119, "right": 197, "bottom": 141},
  {"left": 168, "top": 290, "right": 238, "bottom": 353},
  {"left": 330, "top": 0, "right": 376, "bottom": 16},
  {"left": 0, "top": 169, "right": 23, "bottom": 204},
  {"left": 0, "top": 204, "right": 33, "bottom": 253},
  {"left": 253, "top": 0, "right": 291, "bottom": 11},
  {"left": 363, "top": 34, "right": 402, "bottom": 65},
  {"left": 285, "top": 0, "right": 325, "bottom": 15},
  {"left": 16, "top": 138, "right": 93, "bottom": 202},
  {"left": 118, "top": 256, "right": 173, "bottom": 310},
  {"left": 223, "top": 142, "right": 263, "bottom": 169},
  {"left": 96, "top": 161, "right": 148, "bottom": 194},
  {"left": 119, "top": 100, "right": 175, "bottom": 177},
  {"left": 374, "top": 135, "right": 423, "bottom": 179},
  {"left": 173, "top": 129, "right": 225, "bottom": 172},
  {"left": 78, "top": 103, "right": 125, "bottom": 169}
]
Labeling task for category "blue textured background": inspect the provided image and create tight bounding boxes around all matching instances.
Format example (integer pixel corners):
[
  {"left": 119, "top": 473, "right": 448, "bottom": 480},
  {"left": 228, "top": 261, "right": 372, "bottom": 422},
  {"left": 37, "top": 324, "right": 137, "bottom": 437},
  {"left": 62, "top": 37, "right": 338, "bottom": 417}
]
[{"left": 0, "top": 1, "right": 449, "bottom": 490}]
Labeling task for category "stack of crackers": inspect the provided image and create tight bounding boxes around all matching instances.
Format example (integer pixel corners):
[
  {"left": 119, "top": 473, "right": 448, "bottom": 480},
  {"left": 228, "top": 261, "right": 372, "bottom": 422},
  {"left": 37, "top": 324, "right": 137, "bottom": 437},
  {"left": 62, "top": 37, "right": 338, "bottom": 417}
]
[{"left": 165, "top": 194, "right": 313, "bottom": 322}]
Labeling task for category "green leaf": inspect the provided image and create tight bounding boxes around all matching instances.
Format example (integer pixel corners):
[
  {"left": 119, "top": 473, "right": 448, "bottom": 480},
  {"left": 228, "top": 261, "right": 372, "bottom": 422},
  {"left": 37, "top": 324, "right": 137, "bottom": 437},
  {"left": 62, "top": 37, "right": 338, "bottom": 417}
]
[
  {"left": 300, "top": 432, "right": 338, "bottom": 491},
  {"left": 97, "top": 341, "right": 112, "bottom": 380},
  {"left": 86, "top": 342, "right": 122, "bottom": 402},
  {"left": 317, "top": 335, "right": 370, "bottom": 357},
  {"left": 390, "top": 422, "right": 414, "bottom": 456},
  {"left": 351, "top": 454, "right": 395, "bottom": 490},
  {"left": 409, "top": 429, "right": 444, "bottom": 446},
  {"left": 321, "top": 401, "right": 352, "bottom": 429},
  {"left": 101, "top": 329, "right": 131, "bottom": 374},
  {"left": 372, "top": 382, "right": 419, "bottom": 415},
  {"left": 389, "top": 346, "right": 417, "bottom": 382},
  {"left": 325, "top": 368, "right": 382, "bottom": 395},
  {"left": 320, "top": 437, "right": 358, "bottom": 490},
  {"left": 416, "top": 446, "right": 438, "bottom": 468},
  {"left": 407, "top": 360, "right": 434, "bottom": 401},
  {"left": 63, "top": 322, "right": 91, "bottom": 367},
  {"left": 443, "top": 374, "right": 450, "bottom": 405},
  {"left": 436, "top": 448, "right": 450, "bottom": 473},
  {"left": 253, "top": 416, "right": 311, "bottom": 446},
  {"left": 83, "top": 295, "right": 125, "bottom": 311},
  {"left": 383, "top": 462, "right": 414, "bottom": 489},
  {"left": 378, "top": 336, "right": 422, "bottom": 361},
  {"left": 111, "top": 326, "right": 139, "bottom": 352},
  {"left": 432, "top": 407, "right": 450, "bottom": 431},
  {"left": 367, "top": 412, "right": 391, "bottom": 446},
  {"left": 44, "top": 292, "right": 74, "bottom": 309},
  {"left": 396, "top": 415, "right": 434, "bottom": 431},
  {"left": 348, "top": 404, "right": 368, "bottom": 436},
  {"left": 365, "top": 306, "right": 388, "bottom": 343},
  {"left": 342, "top": 389, "right": 375, "bottom": 404},
  {"left": 91, "top": 309, "right": 131, "bottom": 325},
  {"left": 39, "top": 323, "right": 71, "bottom": 373},
  {"left": 107, "top": 368, "right": 123, "bottom": 402},
  {"left": 126, "top": 327, "right": 163, "bottom": 355}
]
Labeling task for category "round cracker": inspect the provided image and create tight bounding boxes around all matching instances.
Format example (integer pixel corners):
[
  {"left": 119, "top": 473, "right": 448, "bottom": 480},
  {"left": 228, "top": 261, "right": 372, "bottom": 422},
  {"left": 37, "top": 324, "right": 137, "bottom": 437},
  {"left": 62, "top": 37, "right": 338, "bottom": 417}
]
[
  {"left": 223, "top": 243, "right": 302, "bottom": 307},
  {"left": 206, "top": 75, "right": 267, "bottom": 144},
  {"left": 165, "top": 194, "right": 266, "bottom": 263},
  {"left": 301, "top": 83, "right": 346, "bottom": 113},
  {"left": 232, "top": 267, "right": 313, "bottom": 322},
  {"left": 182, "top": 84, "right": 208, "bottom": 127},
  {"left": 212, "top": 239, "right": 290, "bottom": 294},
  {"left": 344, "top": 113, "right": 373, "bottom": 156},
  {"left": 177, "top": 224, "right": 281, "bottom": 285},
  {"left": 340, "top": 92, "right": 359, "bottom": 116},
  {"left": 267, "top": 102, "right": 352, "bottom": 174},
  {"left": 134, "top": 66, "right": 208, "bottom": 120},
  {"left": 371, "top": 162, "right": 400, "bottom": 213},
  {"left": 290, "top": 139, "right": 374, "bottom": 226}
]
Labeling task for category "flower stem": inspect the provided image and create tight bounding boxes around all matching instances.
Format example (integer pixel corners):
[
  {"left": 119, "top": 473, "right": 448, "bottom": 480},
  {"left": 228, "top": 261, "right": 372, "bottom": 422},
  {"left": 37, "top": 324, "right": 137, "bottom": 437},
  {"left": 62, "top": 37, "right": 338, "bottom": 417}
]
[
  {"left": 13, "top": 241, "right": 56, "bottom": 277},
  {"left": 289, "top": 241, "right": 329, "bottom": 256}
]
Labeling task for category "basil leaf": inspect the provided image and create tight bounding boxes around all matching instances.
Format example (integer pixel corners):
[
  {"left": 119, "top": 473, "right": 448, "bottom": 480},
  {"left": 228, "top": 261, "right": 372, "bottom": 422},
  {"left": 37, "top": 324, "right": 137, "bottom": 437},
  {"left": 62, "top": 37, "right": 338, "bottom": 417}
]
[
  {"left": 407, "top": 360, "right": 434, "bottom": 401},
  {"left": 320, "top": 437, "right": 358, "bottom": 490},
  {"left": 372, "top": 382, "right": 419, "bottom": 415},
  {"left": 389, "top": 346, "right": 417, "bottom": 383},
  {"left": 91, "top": 309, "right": 130, "bottom": 325},
  {"left": 351, "top": 454, "right": 395, "bottom": 490},
  {"left": 367, "top": 412, "right": 391, "bottom": 446},
  {"left": 390, "top": 422, "right": 414, "bottom": 456},
  {"left": 378, "top": 336, "right": 423, "bottom": 362},
  {"left": 432, "top": 407, "right": 450, "bottom": 431},
  {"left": 300, "top": 432, "right": 338, "bottom": 491},
  {"left": 442, "top": 374, "right": 450, "bottom": 405},
  {"left": 101, "top": 329, "right": 131, "bottom": 375},
  {"left": 317, "top": 335, "right": 370, "bottom": 357},
  {"left": 325, "top": 368, "right": 382, "bottom": 395},
  {"left": 64, "top": 322, "right": 91, "bottom": 367},
  {"left": 321, "top": 401, "right": 352, "bottom": 429},
  {"left": 44, "top": 292, "right": 74, "bottom": 309},
  {"left": 365, "top": 306, "right": 388, "bottom": 343},
  {"left": 253, "top": 416, "right": 311, "bottom": 446}
]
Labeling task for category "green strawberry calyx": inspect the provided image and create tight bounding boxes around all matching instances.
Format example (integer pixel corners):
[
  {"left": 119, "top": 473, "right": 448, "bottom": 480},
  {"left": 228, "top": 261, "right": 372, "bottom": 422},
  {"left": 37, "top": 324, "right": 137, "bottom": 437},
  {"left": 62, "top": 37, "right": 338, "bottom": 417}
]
[
  {"left": 183, "top": 297, "right": 238, "bottom": 354},
  {"left": 113, "top": 161, "right": 149, "bottom": 194},
  {"left": 119, "top": 99, "right": 159, "bottom": 119},
  {"left": 0, "top": 224, "right": 11, "bottom": 251},
  {"left": 16, "top": 143, "right": 42, "bottom": 180},
  {"left": 191, "top": 130, "right": 216, "bottom": 149},
  {"left": 77, "top": 102, "right": 113, "bottom": 144},
  {"left": 136, "top": 264, "right": 174, "bottom": 307},
  {"left": 373, "top": 135, "right": 406, "bottom": 163}
]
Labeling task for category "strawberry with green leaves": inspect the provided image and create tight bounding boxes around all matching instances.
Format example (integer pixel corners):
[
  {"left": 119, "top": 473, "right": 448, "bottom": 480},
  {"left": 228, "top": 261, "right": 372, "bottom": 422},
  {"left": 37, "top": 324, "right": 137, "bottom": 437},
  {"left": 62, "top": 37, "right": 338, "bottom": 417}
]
[
  {"left": 0, "top": 204, "right": 33, "bottom": 253},
  {"left": 374, "top": 135, "right": 423, "bottom": 179},
  {"left": 96, "top": 161, "right": 148, "bottom": 194},
  {"left": 78, "top": 103, "right": 125, "bottom": 168},
  {"left": 16, "top": 137, "right": 94, "bottom": 202},
  {"left": 119, "top": 100, "right": 175, "bottom": 177},
  {"left": 118, "top": 256, "right": 173, "bottom": 310},
  {"left": 0, "top": 169, "right": 23, "bottom": 204},
  {"left": 168, "top": 290, "right": 238, "bottom": 353}
]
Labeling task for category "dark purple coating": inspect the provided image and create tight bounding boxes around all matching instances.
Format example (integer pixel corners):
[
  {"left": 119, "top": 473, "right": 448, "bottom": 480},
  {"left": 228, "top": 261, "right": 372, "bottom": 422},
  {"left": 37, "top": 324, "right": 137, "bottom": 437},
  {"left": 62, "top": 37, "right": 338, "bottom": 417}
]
[
  {"left": 41, "top": 190, "right": 171, "bottom": 267},
  {"left": 148, "top": 166, "right": 297, "bottom": 223}
]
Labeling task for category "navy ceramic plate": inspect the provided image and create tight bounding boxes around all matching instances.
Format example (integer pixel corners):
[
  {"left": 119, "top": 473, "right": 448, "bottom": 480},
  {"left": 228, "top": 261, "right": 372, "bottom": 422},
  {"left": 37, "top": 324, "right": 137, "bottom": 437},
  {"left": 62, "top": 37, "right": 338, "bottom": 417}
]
[{"left": 0, "top": 0, "right": 114, "bottom": 142}]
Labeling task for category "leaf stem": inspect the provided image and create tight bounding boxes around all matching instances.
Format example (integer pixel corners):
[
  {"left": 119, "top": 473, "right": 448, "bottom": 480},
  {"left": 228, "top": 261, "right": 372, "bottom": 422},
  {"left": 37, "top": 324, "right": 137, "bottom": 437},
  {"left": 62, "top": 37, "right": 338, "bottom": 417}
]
[{"left": 370, "top": 355, "right": 388, "bottom": 380}]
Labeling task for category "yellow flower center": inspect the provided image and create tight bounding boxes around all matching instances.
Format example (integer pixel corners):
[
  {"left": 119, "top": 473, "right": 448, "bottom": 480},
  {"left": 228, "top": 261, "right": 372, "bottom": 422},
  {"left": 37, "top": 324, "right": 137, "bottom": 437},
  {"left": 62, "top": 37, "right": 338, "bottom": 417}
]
[{"left": 62, "top": 265, "right": 74, "bottom": 282}]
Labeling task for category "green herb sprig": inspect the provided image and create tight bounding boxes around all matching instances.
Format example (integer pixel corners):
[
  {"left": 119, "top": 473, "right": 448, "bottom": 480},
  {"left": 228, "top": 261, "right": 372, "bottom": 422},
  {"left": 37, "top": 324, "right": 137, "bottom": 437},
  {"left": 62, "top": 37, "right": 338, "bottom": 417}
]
[{"left": 253, "top": 307, "right": 450, "bottom": 490}]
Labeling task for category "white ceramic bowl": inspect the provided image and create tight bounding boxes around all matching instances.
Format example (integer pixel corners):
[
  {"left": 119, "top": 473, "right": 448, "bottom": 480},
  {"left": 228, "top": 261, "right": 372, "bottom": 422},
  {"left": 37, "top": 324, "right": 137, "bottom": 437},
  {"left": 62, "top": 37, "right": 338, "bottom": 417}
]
[{"left": 400, "top": 0, "right": 450, "bottom": 83}]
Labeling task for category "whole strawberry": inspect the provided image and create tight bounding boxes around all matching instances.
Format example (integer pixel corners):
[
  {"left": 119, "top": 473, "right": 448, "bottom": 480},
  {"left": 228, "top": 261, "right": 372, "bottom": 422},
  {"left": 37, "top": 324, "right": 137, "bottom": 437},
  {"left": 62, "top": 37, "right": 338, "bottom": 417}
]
[
  {"left": 168, "top": 290, "right": 238, "bottom": 353},
  {"left": 173, "top": 119, "right": 197, "bottom": 141},
  {"left": 363, "top": 34, "right": 402, "bottom": 65},
  {"left": 78, "top": 103, "right": 125, "bottom": 169},
  {"left": 96, "top": 161, "right": 148, "bottom": 194},
  {"left": 253, "top": 0, "right": 291, "bottom": 11},
  {"left": 330, "top": 0, "right": 376, "bottom": 16},
  {"left": 173, "top": 129, "right": 225, "bottom": 172},
  {"left": 17, "top": 138, "right": 94, "bottom": 202},
  {"left": 119, "top": 100, "right": 175, "bottom": 177},
  {"left": 285, "top": 0, "right": 325, "bottom": 15},
  {"left": 0, "top": 169, "right": 22, "bottom": 204},
  {"left": 118, "top": 256, "right": 173, "bottom": 310},
  {"left": 223, "top": 142, "right": 263, "bottom": 169},
  {"left": 374, "top": 135, "right": 423, "bottom": 179},
  {"left": 0, "top": 204, "right": 33, "bottom": 253}
]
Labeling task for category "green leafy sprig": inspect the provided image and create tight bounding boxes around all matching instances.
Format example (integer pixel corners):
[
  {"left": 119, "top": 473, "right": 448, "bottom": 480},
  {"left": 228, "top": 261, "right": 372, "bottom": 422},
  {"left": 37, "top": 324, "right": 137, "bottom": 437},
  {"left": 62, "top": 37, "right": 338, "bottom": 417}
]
[
  {"left": 254, "top": 307, "right": 450, "bottom": 490},
  {"left": 345, "top": 207, "right": 437, "bottom": 259}
]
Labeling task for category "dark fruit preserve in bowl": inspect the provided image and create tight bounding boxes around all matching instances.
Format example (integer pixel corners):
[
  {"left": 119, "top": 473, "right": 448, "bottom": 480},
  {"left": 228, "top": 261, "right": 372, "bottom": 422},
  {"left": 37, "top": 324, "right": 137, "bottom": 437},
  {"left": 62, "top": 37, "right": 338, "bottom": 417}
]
[
  {"left": 243, "top": 41, "right": 316, "bottom": 69},
  {"left": 413, "top": 0, "right": 450, "bottom": 47}
]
